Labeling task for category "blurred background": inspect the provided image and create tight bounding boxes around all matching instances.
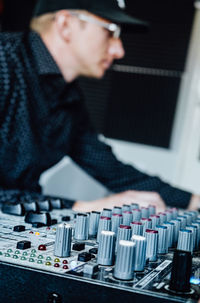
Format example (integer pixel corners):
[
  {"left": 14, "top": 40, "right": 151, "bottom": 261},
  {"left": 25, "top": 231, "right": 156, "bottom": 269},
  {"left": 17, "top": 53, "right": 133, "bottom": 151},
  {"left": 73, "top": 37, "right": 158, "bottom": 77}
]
[{"left": 0, "top": 0, "right": 200, "bottom": 200}]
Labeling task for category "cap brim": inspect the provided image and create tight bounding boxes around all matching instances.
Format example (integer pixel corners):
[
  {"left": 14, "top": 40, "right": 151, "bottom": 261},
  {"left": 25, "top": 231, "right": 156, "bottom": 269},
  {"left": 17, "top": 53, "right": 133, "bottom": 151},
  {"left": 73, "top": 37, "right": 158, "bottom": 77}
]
[{"left": 90, "top": 9, "right": 149, "bottom": 28}]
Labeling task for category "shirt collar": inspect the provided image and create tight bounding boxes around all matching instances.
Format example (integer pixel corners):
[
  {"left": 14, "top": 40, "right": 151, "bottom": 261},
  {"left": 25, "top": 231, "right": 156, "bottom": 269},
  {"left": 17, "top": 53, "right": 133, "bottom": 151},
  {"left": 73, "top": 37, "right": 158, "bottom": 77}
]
[{"left": 29, "top": 31, "right": 61, "bottom": 76}]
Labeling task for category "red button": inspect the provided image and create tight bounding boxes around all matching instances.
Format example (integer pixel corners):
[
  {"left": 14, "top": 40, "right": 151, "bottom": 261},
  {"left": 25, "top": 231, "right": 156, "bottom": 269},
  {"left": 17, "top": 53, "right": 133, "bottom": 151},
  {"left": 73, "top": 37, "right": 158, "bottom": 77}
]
[
  {"left": 38, "top": 244, "right": 46, "bottom": 251},
  {"left": 63, "top": 265, "right": 68, "bottom": 269},
  {"left": 63, "top": 260, "right": 68, "bottom": 264},
  {"left": 54, "top": 263, "right": 60, "bottom": 267}
]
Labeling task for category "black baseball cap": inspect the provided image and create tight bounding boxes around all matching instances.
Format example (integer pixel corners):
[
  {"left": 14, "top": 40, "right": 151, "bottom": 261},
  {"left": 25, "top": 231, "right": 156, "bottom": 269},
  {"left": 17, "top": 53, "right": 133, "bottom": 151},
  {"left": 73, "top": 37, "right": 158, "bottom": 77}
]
[{"left": 33, "top": 0, "right": 148, "bottom": 28}]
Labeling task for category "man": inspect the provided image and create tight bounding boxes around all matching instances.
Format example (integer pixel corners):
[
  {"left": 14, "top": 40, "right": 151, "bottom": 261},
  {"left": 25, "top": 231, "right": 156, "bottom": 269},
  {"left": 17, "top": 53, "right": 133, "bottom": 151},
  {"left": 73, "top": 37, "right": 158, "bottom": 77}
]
[{"left": 0, "top": 0, "right": 199, "bottom": 212}]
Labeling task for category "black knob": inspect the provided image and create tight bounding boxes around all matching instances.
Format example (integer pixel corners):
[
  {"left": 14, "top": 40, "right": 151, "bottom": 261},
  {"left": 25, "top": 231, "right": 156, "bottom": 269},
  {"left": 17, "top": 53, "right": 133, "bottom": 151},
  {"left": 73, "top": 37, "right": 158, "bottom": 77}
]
[{"left": 169, "top": 249, "right": 192, "bottom": 293}]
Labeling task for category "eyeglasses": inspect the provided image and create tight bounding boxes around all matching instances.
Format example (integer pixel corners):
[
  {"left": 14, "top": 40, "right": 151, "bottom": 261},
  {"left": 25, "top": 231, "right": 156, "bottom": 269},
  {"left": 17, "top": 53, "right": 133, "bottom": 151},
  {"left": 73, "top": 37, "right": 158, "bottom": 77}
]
[{"left": 70, "top": 12, "right": 121, "bottom": 39}]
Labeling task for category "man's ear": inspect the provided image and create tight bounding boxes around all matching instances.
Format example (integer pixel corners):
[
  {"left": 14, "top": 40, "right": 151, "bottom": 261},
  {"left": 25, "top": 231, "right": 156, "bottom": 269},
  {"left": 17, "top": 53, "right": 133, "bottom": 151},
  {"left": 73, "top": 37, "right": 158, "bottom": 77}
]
[{"left": 54, "top": 10, "right": 72, "bottom": 42}]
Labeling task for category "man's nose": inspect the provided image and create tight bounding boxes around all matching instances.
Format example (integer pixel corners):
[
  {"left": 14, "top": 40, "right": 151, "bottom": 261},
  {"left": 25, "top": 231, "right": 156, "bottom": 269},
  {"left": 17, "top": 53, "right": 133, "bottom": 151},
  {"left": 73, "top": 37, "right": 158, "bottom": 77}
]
[{"left": 108, "top": 38, "right": 125, "bottom": 59}]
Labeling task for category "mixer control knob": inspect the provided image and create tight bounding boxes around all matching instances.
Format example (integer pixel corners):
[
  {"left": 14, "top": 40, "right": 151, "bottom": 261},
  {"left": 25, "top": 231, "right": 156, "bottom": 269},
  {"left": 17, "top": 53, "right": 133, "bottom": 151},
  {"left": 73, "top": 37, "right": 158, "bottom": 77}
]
[
  {"left": 89, "top": 211, "right": 100, "bottom": 237},
  {"left": 132, "top": 209, "right": 141, "bottom": 222},
  {"left": 177, "top": 229, "right": 193, "bottom": 253},
  {"left": 145, "top": 229, "right": 158, "bottom": 262},
  {"left": 114, "top": 240, "right": 135, "bottom": 280},
  {"left": 131, "top": 235, "right": 147, "bottom": 271},
  {"left": 131, "top": 221, "right": 143, "bottom": 236},
  {"left": 74, "top": 213, "right": 89, "bottom": 241},
  {"left": 97, "top": 216, "right": 111, "bottom": 243},
  {"left": 169, "top": 250, "right": 192, "bottom": 293},
  {"left": 156, "top": 225, "right": 168, "bottom": 254},
  {"left": 122, "top": 211, "right": 133, "bottom": 226},
  {"left": 116, "top": 225, "right": 132, "bottom": 252},
  {"left": 113, "top": 206, "right": 122, "bottom": 215},
  {"left": 111, "top": 214, "right": 123, "bottom": 234},
  {"left": 97, "top": 231, "right": 115, "bottom": 266},
  {"left": 54, "top": 223, "right": 72, "bottom": 257},
  {"left": 101, "top": 208, "right": 112, "bottom": 218}
]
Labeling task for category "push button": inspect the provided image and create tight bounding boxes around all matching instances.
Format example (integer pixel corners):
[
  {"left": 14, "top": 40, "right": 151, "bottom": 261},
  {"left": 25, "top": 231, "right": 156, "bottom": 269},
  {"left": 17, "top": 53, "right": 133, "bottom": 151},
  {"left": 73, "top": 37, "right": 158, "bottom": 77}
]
[
  {"left": 13, "top": 225, "right": 25, "bottom": 232},
  {"left": 16, "top": 241, "right": 31, "bottom": 250},
  {"left": 78, "top": 252, "right": 92, "bottom": 262},
  {"left": 72, "top": 242, "right": 85, "bottom": 251}
]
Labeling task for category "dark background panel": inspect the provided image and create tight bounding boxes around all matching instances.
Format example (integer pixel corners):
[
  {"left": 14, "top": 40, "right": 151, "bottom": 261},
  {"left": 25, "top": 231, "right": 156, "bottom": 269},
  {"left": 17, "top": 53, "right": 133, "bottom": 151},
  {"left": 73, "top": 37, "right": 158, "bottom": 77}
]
[{"left": 104, "top": 72, "right": 180, "bottom": 148}]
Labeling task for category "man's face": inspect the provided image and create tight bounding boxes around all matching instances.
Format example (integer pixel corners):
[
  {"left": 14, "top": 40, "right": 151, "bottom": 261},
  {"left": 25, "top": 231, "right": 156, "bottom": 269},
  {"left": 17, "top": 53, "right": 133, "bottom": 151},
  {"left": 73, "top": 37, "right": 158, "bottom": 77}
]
[{"left": 69, "top": 13, "right": 125, "bottom": 79}]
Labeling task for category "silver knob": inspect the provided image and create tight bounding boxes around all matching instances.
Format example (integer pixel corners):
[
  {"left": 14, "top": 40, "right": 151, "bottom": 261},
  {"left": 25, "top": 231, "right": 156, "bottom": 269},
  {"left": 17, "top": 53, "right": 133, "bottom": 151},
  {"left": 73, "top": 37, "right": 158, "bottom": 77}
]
[
  {"left": 132, "top": 209, "right": 141, "bottom": 222},
  {"left": 177, "top": 229, "right": 193, "bottom": 252},
  {"left": 131, "top": 235, "right": 147, "bottom": 271},
  {"left": 89, "top": 211, "right": 100, "bottom": 237},
  {"left": 122, "top": 211, "right": 133, "bottom": 226},
  {"left": 116, "top": 225, "right": 132, "bottom": 252},
  {"left": 145, "top": 229, "right": 158, "bottom": 262},
  {"left": 156, "top": 225, "right": 168, "bottom": 254},
  {"left": 74, "top": 213, "right": 89, "bottom": 241},
  {"left": 130, "top": 203, "right": 139, "bottom": 210},
  {"left": 158, "top": 212, "right": 167, "bottom": 224},
  {"left": 165, "top": 210, "right": 173, "bottom": 222},
  {"left": 141, "top": 218, "right": 152, "bottom": 236},
  {"left": 150, "top": 215, "right": 160, "bottom": 230},
  {"left": 163, "top": 222, "right": 175, "bottom": 248},
  {"left": 177, "top": 216, "right": 187, "bottom": 229},
  {"left": 54, "top": 223, "right": 72, "bottom": 257},
  {"left": 97, "top": 216, "right": 111, "bottom": 243},
  {"left": 171, "top": 219, "right": 181, "bottom": 245},
  {"left": 186, "top": 225, "right": 198, "bottom": 251},
  {"left": 97, "top": 230, "right": 115, "bottom": 266},
  {"left": 101, "top": 208, "right": 112, "bottom": 218},
  {"left": 131, "top": 221, "right": 143, "bottom": 236},
  {"left": 148, "top": 205, "right": 156, "bottom": 216},
  {"left": 111, "top": 214, "right": 123, "bottom": 234},
  {"left": 113, "top": 206, "right": 122, "bottom": 215},
  {"left": 141, "top": 207, "right": 149, "bottom": 219},
  {"left": 114, "top": 240, "right": 135, "bottom": 280},
  {"left": 122, "top": 204, "right": 131, "bottom": 212},
  {"left": 192, "top": 222, "right": 200, "bottom": 249}
]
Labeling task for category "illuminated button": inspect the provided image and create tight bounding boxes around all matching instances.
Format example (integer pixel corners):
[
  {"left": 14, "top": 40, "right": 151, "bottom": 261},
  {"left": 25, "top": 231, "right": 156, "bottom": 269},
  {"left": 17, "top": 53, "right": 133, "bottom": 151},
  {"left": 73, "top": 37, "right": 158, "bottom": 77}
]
[
  {"left": 63, "top": 260, "right": 68, "bottom": 264},
  {"left": 45, "top": 262, "right": 51, "bottom": 266},
  {"left": 37, "top": 260, "right": 43, "bottom": 264},
  {"left": 0, "top": 251, "right": 3, "bottom": 255},
  {"left": 38, "top": 255, "right": 44, "bottom": 259},
  {"left": 38, "top": 245, "right": 46, "bottom": 251},
  {"left": 29, "top": 231, "right": 34, "bottom": 234},
  {"left": 29, "top": 258, "right": 35, "bottom": 262},
  {"left": 35, "top": 232, "right": 40, "bottom": 236},
  {"left": 13, "top": 255, "right": 19, "bottom": 259},
  {"left": 30, "top": 253, "right": 36, "bottom": 257},
  {"left": 31, "top": 249, "right": 36, "bottom": 253},
  {"left": 63, "top": 265, "right": 68, "bottom": 270},
  {"left": 7, "top": 249, "right": 13, "bottom": 253},
  {"left": 15, "top": 250, "right": 20, "bottom": 254},
  {"left": 23, "top": 252, "right": 28, "bottom": 256},
  {"left": 46, "top": 227, "right": 51, "bottom": 230},
  {"left": 21, "top": 257, "right": 27, "bottom": 261},
  {"left": 46, "top": 256, "right": 52, "bottom": 261},
  {"left": 4, "top": 253, "right": 10, "bottom": 257},
  {"left": 54, "top": 263, "right": 60, "bottom": 267},
  {"left": 54, "top": 258, "right": 60, "bottom": 263},
  {"left": 52, "top": 228, "right": 56, "bottom": 232}
]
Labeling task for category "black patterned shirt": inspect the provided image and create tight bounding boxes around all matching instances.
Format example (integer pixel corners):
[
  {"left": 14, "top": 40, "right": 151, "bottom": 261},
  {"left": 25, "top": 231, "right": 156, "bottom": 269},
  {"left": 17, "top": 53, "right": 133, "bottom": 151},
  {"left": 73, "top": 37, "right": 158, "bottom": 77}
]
[{"left": 0, "top": 30, "right": 192, "bottom": 208}]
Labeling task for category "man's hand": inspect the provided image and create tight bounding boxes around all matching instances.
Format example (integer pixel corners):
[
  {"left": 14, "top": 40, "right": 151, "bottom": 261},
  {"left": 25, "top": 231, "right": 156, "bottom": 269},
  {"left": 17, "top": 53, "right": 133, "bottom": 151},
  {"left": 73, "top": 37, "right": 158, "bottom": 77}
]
[
  {"left": 187, "top": 194, "right": 200, "bottom": 210},
  {"left": 72, "top": 190, "right": 166, "bottom": 213}
]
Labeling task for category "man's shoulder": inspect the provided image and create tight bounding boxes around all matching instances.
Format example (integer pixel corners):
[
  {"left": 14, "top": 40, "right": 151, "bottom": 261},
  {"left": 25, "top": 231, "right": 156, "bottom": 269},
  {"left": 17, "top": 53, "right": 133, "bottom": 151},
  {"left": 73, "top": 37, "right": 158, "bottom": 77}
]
[{"left": 0, "top": 32, "right": 24, "bottom": 51}]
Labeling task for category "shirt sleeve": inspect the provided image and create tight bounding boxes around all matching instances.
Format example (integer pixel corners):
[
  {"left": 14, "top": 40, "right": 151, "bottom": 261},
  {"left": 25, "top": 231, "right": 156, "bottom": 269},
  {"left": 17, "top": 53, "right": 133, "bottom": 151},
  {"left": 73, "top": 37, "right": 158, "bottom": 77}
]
[{"left": 70, "top": 99, "right": 192, "bottom": 209}]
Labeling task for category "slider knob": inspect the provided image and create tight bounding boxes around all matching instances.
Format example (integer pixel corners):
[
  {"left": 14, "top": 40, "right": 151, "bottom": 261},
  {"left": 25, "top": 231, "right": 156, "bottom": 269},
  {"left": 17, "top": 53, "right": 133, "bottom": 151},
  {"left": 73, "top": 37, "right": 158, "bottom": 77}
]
[
  {"left": 54, "top": 223, "right": 72, "bottom": 257},
  {"left": 114, "top": 240, "right": 136, "bottom": 280}
]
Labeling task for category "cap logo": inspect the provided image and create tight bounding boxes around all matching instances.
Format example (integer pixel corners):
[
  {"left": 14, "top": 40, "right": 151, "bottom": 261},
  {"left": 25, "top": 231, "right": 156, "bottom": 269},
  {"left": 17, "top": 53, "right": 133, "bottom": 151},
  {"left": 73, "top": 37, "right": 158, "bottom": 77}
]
[{"left": 116, "top": 0, "right": 126, "bottom": 9}]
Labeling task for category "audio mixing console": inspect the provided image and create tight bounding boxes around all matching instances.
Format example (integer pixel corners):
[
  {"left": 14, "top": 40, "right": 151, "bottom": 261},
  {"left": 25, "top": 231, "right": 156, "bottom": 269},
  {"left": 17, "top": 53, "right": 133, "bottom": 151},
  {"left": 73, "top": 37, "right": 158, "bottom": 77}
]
[{"left": 0, "top": 200, "right": 199, "bottom": 303}]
